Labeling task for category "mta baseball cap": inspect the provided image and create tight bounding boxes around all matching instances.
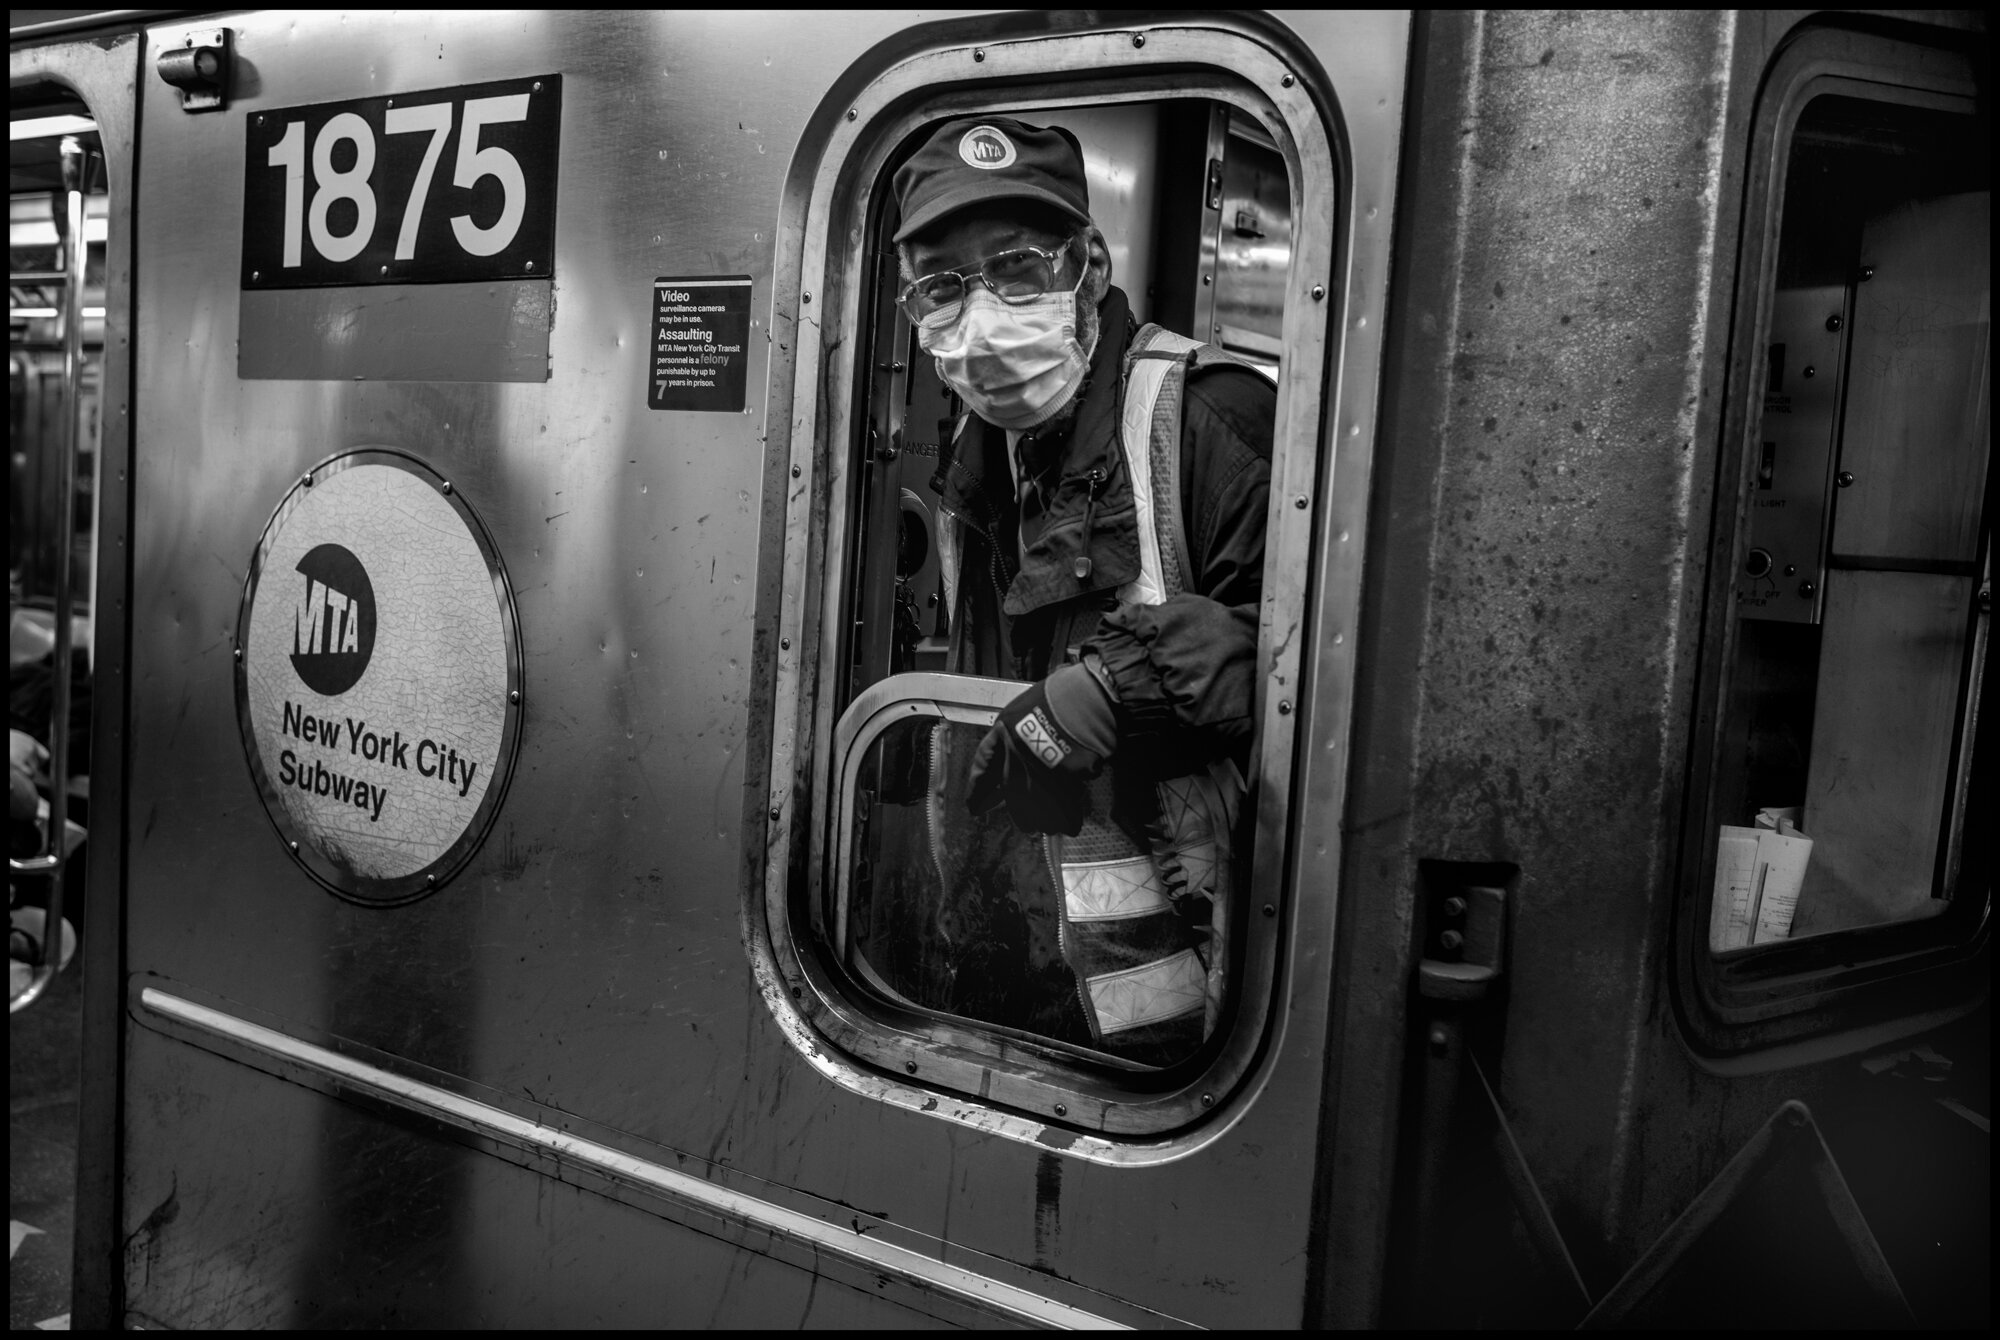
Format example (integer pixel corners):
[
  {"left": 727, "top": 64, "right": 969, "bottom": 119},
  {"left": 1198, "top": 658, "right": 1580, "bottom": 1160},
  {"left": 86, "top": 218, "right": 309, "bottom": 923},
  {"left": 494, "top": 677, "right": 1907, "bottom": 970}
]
[{"left": 892, "top": 116, "right": 1091, "bottom": 243}]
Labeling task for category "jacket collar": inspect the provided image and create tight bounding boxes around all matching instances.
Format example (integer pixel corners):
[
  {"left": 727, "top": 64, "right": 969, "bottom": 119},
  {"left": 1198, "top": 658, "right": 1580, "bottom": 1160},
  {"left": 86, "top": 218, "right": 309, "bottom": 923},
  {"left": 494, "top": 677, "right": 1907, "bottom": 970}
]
[{"left": 933, "top": 285, "right": 1143, "bottom": 618}]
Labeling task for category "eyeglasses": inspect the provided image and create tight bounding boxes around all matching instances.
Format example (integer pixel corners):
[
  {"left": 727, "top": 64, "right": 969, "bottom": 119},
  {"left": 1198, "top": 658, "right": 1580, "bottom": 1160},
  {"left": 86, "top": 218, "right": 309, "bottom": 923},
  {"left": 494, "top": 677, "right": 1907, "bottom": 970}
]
[{"left": 898, "top": 236, "right": 1078, "bottom": 322}]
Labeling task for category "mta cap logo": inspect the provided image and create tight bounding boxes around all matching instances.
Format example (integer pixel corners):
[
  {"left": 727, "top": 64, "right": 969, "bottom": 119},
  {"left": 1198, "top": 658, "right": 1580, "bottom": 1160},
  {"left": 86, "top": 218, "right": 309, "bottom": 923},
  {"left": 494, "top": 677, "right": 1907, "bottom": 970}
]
[
  {"left": 959, "top": 125, "right": 1017, "bottom": 171},
  {"left": 290, "top": 542, "right": 376, "bottom": 696}
]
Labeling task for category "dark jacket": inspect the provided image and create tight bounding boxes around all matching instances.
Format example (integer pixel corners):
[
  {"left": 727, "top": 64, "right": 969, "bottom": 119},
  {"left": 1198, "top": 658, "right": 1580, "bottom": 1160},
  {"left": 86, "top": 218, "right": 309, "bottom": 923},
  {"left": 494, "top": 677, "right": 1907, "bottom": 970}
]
[
  {"left": 933, "top": 284, "right": 1275, "bottom": 764},
  {"left": 857, "top": 286, "right": 1275, "bottom": 1055}
]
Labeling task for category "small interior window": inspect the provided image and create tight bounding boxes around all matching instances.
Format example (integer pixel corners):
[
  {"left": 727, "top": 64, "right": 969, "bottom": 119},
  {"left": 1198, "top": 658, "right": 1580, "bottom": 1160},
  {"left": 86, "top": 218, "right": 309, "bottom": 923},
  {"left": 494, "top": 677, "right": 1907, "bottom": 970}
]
[
  {"left": 11, "top": 109, "right": 107, "bottom": 635},
  {"left": 1710, "top": 93, "right": 1990, "bottom": 954},
  {"left": 827, "top": 98, "right": 1297, "bottom": 1073}
]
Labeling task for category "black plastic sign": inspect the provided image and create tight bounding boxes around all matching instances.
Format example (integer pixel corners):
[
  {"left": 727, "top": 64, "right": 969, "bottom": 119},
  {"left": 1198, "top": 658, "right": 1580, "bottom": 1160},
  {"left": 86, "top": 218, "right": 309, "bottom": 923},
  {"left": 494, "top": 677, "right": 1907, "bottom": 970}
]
[
  {"left": 649, "top": 276, "right": 752, "bottom": 412},
  {"left": 241, "top": 75, "right": 560, "bottom": 290}
]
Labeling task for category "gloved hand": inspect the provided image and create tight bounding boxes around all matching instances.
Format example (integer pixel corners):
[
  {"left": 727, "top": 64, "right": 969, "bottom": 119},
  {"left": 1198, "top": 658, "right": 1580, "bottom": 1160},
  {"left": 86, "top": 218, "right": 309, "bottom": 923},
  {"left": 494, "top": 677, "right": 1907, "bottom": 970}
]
[{"left": 966, "top": 661, "right": 1120, "bottom": 835}]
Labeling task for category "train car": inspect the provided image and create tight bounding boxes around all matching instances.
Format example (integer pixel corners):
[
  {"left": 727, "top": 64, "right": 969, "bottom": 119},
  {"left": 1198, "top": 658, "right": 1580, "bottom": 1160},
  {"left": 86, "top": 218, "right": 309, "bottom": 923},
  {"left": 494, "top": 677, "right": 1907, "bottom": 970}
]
[{"left": 9, "top": 7, "right": 1988, "bottom": 1329}]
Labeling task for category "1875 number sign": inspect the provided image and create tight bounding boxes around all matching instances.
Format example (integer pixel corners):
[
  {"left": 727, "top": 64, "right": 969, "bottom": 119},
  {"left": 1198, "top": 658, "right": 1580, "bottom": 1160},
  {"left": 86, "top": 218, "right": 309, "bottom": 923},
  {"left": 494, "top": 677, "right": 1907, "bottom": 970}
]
[{"left": 242, "top": 75, "right": 560, "bottom": 289}]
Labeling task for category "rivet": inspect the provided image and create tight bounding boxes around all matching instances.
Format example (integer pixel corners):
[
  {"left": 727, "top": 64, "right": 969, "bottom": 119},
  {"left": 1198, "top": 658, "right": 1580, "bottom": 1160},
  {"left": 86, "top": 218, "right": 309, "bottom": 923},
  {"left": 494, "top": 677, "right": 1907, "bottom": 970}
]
[
  {"left": 1281, "top": 73, "right": 1295, "bottom": 88},
  {"left": 1859, "top": 266, "right": 1875, "bottom": 282},
  {"left": 1294, "top": 495, "right": 1308, "bottom": 509},
  {"left": 1132, "top": 33, "right": 1145, "bottom": 47},
  {"left": 770, "top": 807, "right": 781, "bottom": 822},
  {"left": 1429, "top": 1026, "right": 1449, "bottom": 1055},
  {"left": 1262, "top": 902, "right": 1276, "bottom": 917},
  {"left": 233, "top": 647, "right": 242, "bottom": 661},
  {"left": 846, "top": 108, "right": 857, "bottom": 121},
  {"left": 1201, "top": 1093, "right": 1215, "bottom": 1108},
  {"left": 289, "top": 840, "right": 299, "bottom": 852},
  {"left": 532, "top": 81, "right": 543, "bottom": 93},
  {"left": 509, "top": 689, "right": 521, "bottom": 704},
  {"left": 301, "top": 472, "right": 313, "bottom": 487},
  {"left": 1201, "top": 274, "right": 1212, "bottom": 287},
  {"left": 525, "top": 260, "right": 536, "bottom": 272},
  {"left": 251, "top": 270, "right": 261, "bottom": 282},
  {"left": 441, "top": 480, "right": 453, "bottom": 494},
  {"left": 1278, "top": 700, "right": 1293, "bottom": 715},
  {"left": 1444, "top": 896, "right": 1467, "bottom": 917},
  {"left": 801, "top": 292, "right": 811, "bottom": 304},
  {"left": 791, "top": 984, "right": 802, "bottom": 998},
  {"left": 1055, "top": 1102, "right": 1068, "bottom": 1116},
  {"left": 973, "top": 48, "right": 985, "bottom": 62},
  {"left": 905, "top": 1060, "right": 918, "bottom": 1073},
  {"left": 1835, "top": 471, "right": 1855, "bottom": 489},
  {"left": 1798, "top": 580, "right": 1816, "bottom": 599},
  {"left": 1311, "top": 284, "right": 1327, "bottom": 301},
  {"left": 1824, "top": 313, "right": 1842, "bottom": 333},
  {"left": 427, "top": 874, "right": 436, "bottom": 885},
  {"left": 791, "top": 464, "right": 802, "bottom": 478},
  {"left": 1441, "top": 929, "right": 1464, "bottom": 951},
  {"left": 1802, "top": 365, "right": 1816, "bottom": 379},
  {"left": 781, "top": 637, "right": 791, "bottom": 650},
  {"left": 379, "top": 265, "right": 390, "bottom": 276}
]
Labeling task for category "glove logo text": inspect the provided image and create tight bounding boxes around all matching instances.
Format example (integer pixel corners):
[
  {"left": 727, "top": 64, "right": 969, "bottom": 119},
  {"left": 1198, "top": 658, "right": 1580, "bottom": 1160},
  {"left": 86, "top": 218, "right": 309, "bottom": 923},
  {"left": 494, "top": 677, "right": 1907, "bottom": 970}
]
[{"left": 1015, "top": 707, "right": 1070, "bottom": 768}]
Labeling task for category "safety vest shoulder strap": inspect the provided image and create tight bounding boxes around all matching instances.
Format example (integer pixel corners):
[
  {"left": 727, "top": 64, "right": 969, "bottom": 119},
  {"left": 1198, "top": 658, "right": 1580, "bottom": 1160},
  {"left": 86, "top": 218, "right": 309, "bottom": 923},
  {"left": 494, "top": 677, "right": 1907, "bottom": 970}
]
[{"left": 1116, "top": 323, "right": 1264, "bottom": 607}]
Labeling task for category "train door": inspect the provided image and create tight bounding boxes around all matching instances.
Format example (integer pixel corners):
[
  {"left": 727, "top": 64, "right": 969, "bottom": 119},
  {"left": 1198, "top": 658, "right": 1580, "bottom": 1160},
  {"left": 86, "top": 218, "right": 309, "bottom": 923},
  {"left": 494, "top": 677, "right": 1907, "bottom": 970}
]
[
  {"left": 746, "top": 13, "right": 1408, "bottom": 1327},
  {"left": 87, "top": 10, "right": 1414, "bottom": 1330}
]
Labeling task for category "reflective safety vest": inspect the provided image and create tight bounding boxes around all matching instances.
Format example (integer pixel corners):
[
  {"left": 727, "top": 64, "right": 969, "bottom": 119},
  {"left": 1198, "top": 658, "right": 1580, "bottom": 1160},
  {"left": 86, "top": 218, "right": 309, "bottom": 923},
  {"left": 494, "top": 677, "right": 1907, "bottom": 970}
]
[{"left": 935, "top": 322, "right": 1254, "bottom": 1064}]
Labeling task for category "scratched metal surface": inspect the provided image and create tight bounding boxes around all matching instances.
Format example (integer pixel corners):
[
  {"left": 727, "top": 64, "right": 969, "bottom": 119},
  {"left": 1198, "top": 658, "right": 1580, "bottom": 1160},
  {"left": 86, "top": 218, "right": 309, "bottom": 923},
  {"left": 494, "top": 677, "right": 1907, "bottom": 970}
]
[
  {"left": 1345, "top": 7, "right": 1830, "bottom": 1292},
  {"left": 118, "top": 8, "right": 1409, "bottom": 1328}
]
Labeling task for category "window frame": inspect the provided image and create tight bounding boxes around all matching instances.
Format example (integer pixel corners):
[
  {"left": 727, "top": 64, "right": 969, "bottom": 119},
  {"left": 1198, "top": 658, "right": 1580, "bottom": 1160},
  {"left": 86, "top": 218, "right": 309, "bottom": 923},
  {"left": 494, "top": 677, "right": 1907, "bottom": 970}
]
[
  {"left": 1675, "top": 23, "right": 1991, "bottom": 1068},
  {"left": 755, "top": 22, "right": 1354, "bottom": 1154}
]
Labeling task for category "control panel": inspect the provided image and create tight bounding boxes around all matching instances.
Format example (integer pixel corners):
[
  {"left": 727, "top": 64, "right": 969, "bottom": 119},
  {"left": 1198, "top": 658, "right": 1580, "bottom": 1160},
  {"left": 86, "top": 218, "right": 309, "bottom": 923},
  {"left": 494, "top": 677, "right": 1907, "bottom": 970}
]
[{"left": 1738, "top": 285, "right": 1850, "bottom": 623}]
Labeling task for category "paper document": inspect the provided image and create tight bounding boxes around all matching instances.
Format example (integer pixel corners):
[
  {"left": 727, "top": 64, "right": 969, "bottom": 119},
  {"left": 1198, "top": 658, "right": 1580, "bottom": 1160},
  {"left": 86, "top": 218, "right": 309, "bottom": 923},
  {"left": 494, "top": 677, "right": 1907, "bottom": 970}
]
[
  {"left": 1754, "top": 806, "right": 1801, "bottom": 833},
  {"left": 1711, "top": 813, "right": 1814, "bottom": 950}
]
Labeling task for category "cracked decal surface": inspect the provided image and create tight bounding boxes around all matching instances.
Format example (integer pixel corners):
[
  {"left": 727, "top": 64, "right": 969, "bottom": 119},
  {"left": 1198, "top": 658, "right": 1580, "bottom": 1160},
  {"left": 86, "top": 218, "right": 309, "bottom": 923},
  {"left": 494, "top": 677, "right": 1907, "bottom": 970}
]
[{"left": 240, "top": 459, "right": 511, "bottom": 891}]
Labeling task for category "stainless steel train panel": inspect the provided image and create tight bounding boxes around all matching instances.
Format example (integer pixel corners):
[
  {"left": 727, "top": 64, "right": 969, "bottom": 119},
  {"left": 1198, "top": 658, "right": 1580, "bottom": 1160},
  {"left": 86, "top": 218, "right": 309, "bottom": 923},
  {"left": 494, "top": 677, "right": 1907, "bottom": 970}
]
[{"left": 119, "top": 9, "right": 1412, "bottom": 1328}]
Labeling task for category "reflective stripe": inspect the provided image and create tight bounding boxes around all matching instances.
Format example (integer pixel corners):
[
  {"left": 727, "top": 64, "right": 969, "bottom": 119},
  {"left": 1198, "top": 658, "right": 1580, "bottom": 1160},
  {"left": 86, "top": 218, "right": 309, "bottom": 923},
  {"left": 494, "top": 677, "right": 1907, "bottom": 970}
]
[
  {"left": 1116, "top": 328, "right": 1201, "bottom": 609},
  {"left": 1086, "top": 949, "right": 1207, "bottom": 1034},
  {"left": 137, "top": 988, "right": 1128, "bottom": 1329},
  {"left": 1062, "top": 855, "right": 1172, "bottom": 922},
  {"left": 935, "top": 504, "right": 962, "bottom": 624}
]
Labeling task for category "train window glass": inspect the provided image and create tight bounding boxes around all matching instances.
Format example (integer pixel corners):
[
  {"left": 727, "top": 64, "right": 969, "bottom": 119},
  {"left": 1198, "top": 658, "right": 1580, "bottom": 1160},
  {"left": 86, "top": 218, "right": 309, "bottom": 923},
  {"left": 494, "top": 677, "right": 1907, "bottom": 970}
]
[
  {"left": 11, "top": 143, "right": 106, "bottom": 631},
  {"left": 770, "top": 60, "right": 1338, "bottom": 1136},
  {"left": 10, "top": 96, "right": 107, "bottom": 1009},
  {"left": 1709, "top": 90, "right": 1989, "bottom": 956},
  {"left": 832, "top": 100, "right": 1291, "bottom": 1075}
]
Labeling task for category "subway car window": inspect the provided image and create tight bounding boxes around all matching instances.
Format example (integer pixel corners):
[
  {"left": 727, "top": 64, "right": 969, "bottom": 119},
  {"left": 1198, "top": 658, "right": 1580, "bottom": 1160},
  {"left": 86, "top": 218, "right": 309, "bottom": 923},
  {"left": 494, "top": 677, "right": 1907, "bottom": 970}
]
[
  {"left": 1709, "top": 91, "right": 1990, "bottom": 957},
  {"left": 827, "top": 100, "right": 1298, "bottom": 1083},
  {"left": 10, "top": 107, "right": 104, "bottom": 1008}
]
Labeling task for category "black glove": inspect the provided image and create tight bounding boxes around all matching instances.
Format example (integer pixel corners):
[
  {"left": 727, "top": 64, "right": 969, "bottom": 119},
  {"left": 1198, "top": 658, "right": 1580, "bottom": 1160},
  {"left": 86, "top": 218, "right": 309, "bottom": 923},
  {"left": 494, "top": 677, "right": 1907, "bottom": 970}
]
[{"left": 966, "top": 662, "right": 1119, "bottom": 835}]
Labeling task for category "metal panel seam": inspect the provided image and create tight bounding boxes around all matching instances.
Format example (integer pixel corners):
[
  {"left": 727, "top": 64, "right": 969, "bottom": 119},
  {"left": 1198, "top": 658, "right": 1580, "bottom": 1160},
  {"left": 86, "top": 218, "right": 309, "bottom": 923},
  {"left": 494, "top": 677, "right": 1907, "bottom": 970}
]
[{"left": 136, "top": 987, "right": 1128, "bottom": 1331}]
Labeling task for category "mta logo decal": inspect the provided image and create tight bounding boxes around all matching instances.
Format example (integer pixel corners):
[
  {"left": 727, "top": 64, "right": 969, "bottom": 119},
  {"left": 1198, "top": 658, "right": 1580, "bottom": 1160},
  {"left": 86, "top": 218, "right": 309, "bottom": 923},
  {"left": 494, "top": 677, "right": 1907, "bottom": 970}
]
[
  {"left": 290, "top": 543, "right": 375, "bottom": 696},
  {"left": 959, "top": 125, "right": 1017, "bottom": 171}
]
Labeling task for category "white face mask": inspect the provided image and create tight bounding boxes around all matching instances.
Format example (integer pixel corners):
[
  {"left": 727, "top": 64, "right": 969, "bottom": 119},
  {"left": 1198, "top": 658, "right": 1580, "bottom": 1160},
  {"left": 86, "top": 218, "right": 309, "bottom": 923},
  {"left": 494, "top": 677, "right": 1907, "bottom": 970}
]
[{"left": 917, "top": 273, "right": 1091, "bottom": 432}]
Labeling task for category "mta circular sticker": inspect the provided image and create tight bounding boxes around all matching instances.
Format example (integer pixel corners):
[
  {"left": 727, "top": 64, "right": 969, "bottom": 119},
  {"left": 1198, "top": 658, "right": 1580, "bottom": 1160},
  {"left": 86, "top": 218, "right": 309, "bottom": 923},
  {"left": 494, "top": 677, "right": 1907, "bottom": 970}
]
[{"left": 235, "top": 449, "right": 522, "bottom": 905}]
